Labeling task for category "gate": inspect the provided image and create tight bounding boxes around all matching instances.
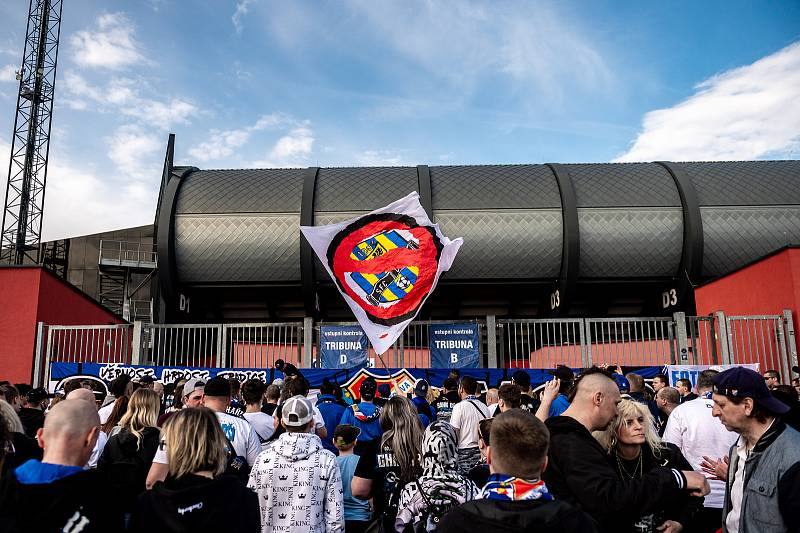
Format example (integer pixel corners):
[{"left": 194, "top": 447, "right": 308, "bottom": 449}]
[{"left": 724, "top": 314, "right": 795, "bottom": 382}]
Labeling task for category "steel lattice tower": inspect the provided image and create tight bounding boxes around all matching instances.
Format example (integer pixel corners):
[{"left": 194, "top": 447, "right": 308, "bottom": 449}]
[{"left": 1, "top": 0, "right": 63, "bottom": 265}]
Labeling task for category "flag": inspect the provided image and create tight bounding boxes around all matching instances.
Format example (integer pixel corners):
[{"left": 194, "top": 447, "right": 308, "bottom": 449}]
[{"left": 300, "top": 192, "right": 463, "bottom": 355}]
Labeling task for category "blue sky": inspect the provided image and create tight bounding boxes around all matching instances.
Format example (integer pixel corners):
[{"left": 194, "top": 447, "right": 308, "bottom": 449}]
[{"left": 0, "top": 1, "right": 798, "bottom": 239}]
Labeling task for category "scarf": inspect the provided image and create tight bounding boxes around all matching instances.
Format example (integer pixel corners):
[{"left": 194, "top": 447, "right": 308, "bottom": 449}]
[
  {"left": 481, "top": 474, "right": 553, "bottom": 501},
  {"left": 351, "top": 402, "right": 381, "bottom": 422}
]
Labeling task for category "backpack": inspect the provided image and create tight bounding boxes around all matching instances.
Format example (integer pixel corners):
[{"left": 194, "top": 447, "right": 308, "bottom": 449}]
[
  {"left": 405, "top": 480, "right": 451, "bottom": 533},
  {"left": 222, "top": 434, "right": 251, "bottom": 483}
]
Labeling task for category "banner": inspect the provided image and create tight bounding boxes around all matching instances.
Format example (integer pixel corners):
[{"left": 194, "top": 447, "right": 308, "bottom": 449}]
[
  {"left": 665, "top": 363, "right": 759, "bottom": 388},
  {"left": 429, "top": 322, "right": 480, "bottom": 368},
  {"left": 300, "top": 192, "right": 463, "bottom": 355},
  {"left": 319, "top": 325, "right": 369, "bottom": 369}
]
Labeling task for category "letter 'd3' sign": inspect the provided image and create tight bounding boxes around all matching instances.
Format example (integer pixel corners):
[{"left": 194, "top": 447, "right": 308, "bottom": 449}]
[{"left": 301, "top": 192, "right": 463, "bottom": 355}]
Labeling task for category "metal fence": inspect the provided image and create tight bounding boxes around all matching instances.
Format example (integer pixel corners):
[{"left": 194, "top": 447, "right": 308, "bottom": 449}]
[{"left": 33, "top": 310, "right": 799, "bottom": 386}]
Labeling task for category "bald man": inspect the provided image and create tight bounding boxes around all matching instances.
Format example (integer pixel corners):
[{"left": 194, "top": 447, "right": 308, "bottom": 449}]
[
  {"left": 66, "top": 387, "right": 107, "bottom": 468},
  {"left": 542, "top": 367, "right": 710, "bottom": 532},
  {"left": 0, "top": 399, "right": 116, "bottom": 531}
]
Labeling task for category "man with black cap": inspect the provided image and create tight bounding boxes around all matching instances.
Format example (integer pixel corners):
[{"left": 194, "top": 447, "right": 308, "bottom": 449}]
[
  {"left": 511, "top": 370, "right": 541, "bottom": 414},
  {"left": 432, "top": 377, "right": 461, "bottom": 423},
  {"left": 18, "top": 387, "right": 54, "bottom": 438},
  {"left": 547, "top": 365, "right": 574, "bottom": 417},
  {"left": 340, "top": 378, "right": 382, "bottom": 453},
  {"left": 411, "top": 379, "right": 435, "bottom": 426},
  {"left": 712, "top": 366, "right": 800, "bottom": 533}
]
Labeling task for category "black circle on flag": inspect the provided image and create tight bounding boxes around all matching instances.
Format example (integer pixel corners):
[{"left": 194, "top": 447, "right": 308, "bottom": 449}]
[{"left": 327, "top": 213, "right": 444, "bottom": 326}]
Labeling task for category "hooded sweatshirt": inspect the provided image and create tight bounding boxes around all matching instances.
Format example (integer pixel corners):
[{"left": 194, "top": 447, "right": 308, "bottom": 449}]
[
  {"left": 396, "top": 420, "right": 480, "bottom": 532},
  {"left": 247, "top": 431, "right": 344, "bottom": 533},
  {"left": 131, "top": 474, "right": 260, "bottom": 533},
  {"left": 0, "top": 460, "right": 117, "bottom": 532},
  {"left": 543, "top": 416, "right": 685, "bottom": 532},
  {"left": 97, "top": 426, "right": 160, "bottom": 507}
]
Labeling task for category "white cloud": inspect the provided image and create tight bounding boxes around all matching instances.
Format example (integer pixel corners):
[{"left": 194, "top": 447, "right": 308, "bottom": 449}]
[
  {"left": 188, "top": 113, "right": 295, "bottom": 162},
  {"left": 342, "top": 2, "right": 612, "bottom": 100},
  {"left": 0, "top": 135, "right": 157, "bottom": 240},
  {"left": 105, "top": 125, "right": 162, "bottom": 178},
  {"left": 615, "top": 42, "right": 800, "bottom": 162},
  {"left": 0, "top": 64, "right": 17, "bottom": 83},
  {"left": 355, "top": 149, "right": 410, "bottom": 166},
  {"left": 70, "top": 13, "right": 146, "bottom": 70},
  {"left": 232, "top": 0, "right": 257, "bottom": 34},
  {"left": 270, "top": 127, "right": 314, "bottom": 159},
  {"left": 62, "top": 73, "right": 197, "bottom": 130}
]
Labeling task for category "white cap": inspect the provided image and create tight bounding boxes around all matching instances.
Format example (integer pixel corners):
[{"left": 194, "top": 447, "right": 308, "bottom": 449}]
[{"left": 281, "top": 395, "right": 313, "bottom": 427}]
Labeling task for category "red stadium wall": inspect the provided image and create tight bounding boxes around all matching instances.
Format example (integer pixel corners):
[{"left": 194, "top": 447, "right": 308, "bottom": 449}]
[
  {"left": 695, "top": 247, "right": 800, "bottom": 359},
  {"left": 0, "top": 267, "right": 123, "bottom": 384}
]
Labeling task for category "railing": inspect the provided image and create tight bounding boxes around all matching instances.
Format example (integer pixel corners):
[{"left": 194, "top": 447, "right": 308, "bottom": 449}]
[
  {"left": 32, "top": 310, "right": 799, "bottom": 386},
  {"left": 98, "top": 240, "right": 157, "bottom": 269}
]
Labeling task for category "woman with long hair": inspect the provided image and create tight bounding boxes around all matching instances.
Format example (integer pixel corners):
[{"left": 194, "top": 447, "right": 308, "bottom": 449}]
[
  {"left": 0, "top": 400, "right": 40, "bottom": 476},
  {"left": 98, "top": 388, "right": 161, "bottom": 524},
  {"left": 352, "top": 395, "right": 423, "bottom": 531},
  {"left": 100, "top": 394, "right": 129, "bottom": 435},
  {"left": 594, "top": 399, "right": 703, "bottom": 533},
  {"left": 130, "top": 407, "right": 260, "bottom": 532}
]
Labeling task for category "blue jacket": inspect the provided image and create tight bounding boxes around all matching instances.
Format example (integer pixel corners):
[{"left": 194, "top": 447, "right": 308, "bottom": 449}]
[
  {"left": 548, "top": 394, "right": 570, "bottom": 418},
  {"left": 316, "top": 394, "right": 346, "bottom": 455},
  {"left": 412, "top": 396, "right": 436, "bottom": 423},
  {"left": 340, "top": 401, "right": 382, "bottom": 442}
]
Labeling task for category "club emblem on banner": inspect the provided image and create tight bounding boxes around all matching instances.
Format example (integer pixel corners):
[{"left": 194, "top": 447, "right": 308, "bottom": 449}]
[
  {"left": 301, "top": 192, "right": 463, "bottom": 355},
  {"left": 328, "top": 214, "right": 443, "bottom": 326}
]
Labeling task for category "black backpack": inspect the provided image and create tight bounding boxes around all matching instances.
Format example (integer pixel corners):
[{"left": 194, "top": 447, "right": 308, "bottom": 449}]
[{"left": 222, "top": 434, "right": 251, "bottom": 483}]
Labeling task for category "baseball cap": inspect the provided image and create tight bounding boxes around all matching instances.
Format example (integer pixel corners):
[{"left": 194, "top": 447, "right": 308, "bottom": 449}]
[
  {"left": 282, "top": 395, "right": 314, "bottom": 427},
  {"left": 712, "top": 367, "right": 789, "bottom": 415},
  {"left": 138, "top": 375, "right": 155, "bottom": 384},
  {"left": 26, "top": 387, "right": 54, "bottom": 404},
  {"left": 334, "top": 424, "right": 361, "bottom": 446},
  {"left": 377, "top": 383, "right": 391, "bottom": 399},
  {"left": 414, "top": 379, "right": 429, "bottom": 398},
  {"left": 360, "top": 378, "right": 377, "bottom": 401},
  {"left": 548, "top": 365, "right": 575, "bottom": 382},
  {"left": 511, "top": 370, "right": 531, "bottom": 390},
  {"left": 183, "top": 379, "right": 205, "bottom": 397},
  {"left": 203, "top": 376, "right": 231, "bottom": 397}
]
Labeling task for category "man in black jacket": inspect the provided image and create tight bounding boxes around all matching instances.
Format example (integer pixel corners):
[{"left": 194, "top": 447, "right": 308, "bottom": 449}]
[
  {"left": 0, "top": 399, "right": 116, "bottom": 532},
  {"left": 17, "top": 387, "right": 52, "bottom": 438},
  {"left": 543, "top": 368, "right": 710, "bottom": 532},
  {"left": 440, "top": 409, "right": 597, "bottom": 532},
  {"left": 432, "top": 377, "right": 461, "bottom": 423}
]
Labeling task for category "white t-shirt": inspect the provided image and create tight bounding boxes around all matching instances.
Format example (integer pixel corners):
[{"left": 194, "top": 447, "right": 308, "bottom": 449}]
[
  {"left": 725, "top": 437, "right": 749, "bottom": 533},
  {"left": 87, "top": 430, "right": 108, "bottom": 468},
  {"left": 449, "top": 397, "right": 489, "bottom": 450},
  {"left": 153, "top": 410, "right": 262, "bottom": 467},
  {"left": 98, "top": 401, "right": 115, "bottom": 425},
  {"left": 243, "top": 411, "right": 275, "bottom": 445},
  {"left": 663, "top": 394, "right": 738, "bottom": 508}
]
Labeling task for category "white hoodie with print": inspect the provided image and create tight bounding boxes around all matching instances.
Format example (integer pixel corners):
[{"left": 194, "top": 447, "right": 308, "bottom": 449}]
[{"left": 247, "top": 431, "right": 344, "bottom": 533}]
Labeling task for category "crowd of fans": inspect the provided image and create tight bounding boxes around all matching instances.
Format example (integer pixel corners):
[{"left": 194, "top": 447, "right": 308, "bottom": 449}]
[{"left": 0, "top": 362, "right": 798, "bottom": 532}]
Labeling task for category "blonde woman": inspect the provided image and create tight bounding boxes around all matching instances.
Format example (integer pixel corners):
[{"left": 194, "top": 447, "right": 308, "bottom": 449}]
[
  {"left": 594, "top": 399, "right": 703, "bottom": 533},
  {"left": 97, "top": 388, "right": 162, "bottom": 523},
  {"left": 130, "top": 407, "right": 260, "bottom": 532}
]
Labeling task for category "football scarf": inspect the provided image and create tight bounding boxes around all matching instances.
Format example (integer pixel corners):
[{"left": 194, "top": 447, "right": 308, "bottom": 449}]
[
  {"left": 300, "top": 192, "right": 463, "bottom": 355},
  {"left": 481, "top": 474, "right": 554, "bottom": 502}
]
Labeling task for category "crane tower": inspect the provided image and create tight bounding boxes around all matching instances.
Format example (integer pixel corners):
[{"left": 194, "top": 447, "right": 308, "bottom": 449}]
[{"left": 1, "top": 0, "right": 63, "bottom": 265}]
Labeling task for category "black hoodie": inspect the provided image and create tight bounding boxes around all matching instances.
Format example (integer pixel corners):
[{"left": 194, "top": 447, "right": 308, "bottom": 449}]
[
  {"left": 439, "top": 498, "right": 598, "bottom": 533},
  {"left": 0, "top": 466, "right": 116, "bottom": 532},
  {"left": 543, "top": 416, "right": 685, "bottom": 532},
  {"left": 97, "top": 426, "right": 160, "bottom": 509},
  {"left": 130, "top": 474, "right": 260, "bottom": 532}
]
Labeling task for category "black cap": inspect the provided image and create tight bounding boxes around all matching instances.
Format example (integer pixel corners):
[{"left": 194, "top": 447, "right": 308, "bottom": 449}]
[
  {"left": 26, "top": 387, "right": 54, "bottom": 404},
  {"left": 334, "top": 424, "right": 361, "bottom": 446},
  {"left": 138, "top": 375, "right": 155, "bottom": 384},
  {"left": 548, "top": 365, "right": 575, "bottom": 382},
  {"left": 203, "top": 376, "right": 231, "bottom": 398},
  {"left": 378, "top": 383, "right": 391, "bottom": 398},
  {"left": 360, "top": 378, "right": 377, "bottom": 401},
  {"left": 511, "top": 370, "right": 531, "bottom": 389},
  {"left": 793, "top": 365, "right": 799, "bottom": 374},
  {"left": 414, "top": 379, "right": 429, "bottom": 398},
  {"left": 712, "top": 367, "right": 789, "bottom": 415}
]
